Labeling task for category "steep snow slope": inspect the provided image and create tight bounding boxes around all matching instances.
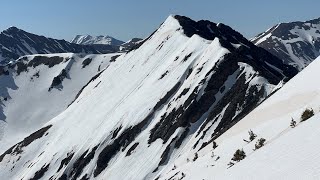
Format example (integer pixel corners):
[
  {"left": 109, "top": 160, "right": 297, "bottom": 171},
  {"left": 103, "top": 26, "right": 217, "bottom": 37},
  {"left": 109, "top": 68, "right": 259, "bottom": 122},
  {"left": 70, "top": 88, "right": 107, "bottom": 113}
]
[
  {"left": 0, "top": 53, "right": 121, "bottom": 152},
  {"left": 0, "top": 27, "right": 101, "bottom": 65},
  {"left": 252, "top": 17, "right": 320, "bottom": 70},
  {"left": 157, "top": 57, "right": 320, "bottom": 180},
  {"left": 71, "top": 35, "right": 124, "bottom": 46},
  {"left": 0, "top": 15, "right": 296, "bottom": 180}
]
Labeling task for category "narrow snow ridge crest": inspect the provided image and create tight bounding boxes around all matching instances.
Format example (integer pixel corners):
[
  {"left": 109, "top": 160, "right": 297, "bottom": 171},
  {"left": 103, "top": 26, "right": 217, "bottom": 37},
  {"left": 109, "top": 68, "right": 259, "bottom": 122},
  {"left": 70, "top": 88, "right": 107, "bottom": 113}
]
[{"left": 160, "top": 15, "right": 183, "bottom": 31}]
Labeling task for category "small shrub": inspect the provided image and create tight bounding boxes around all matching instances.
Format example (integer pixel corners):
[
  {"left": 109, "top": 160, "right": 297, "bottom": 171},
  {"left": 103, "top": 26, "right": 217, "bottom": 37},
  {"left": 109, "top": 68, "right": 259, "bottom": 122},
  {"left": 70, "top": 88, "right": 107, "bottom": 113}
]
[
  {"left": 193, "top": 153, "right": 198, "bottom": 161},
  {"left": 290, "top": 118, "right": 297, "bottom": 128},
  {"left": 249, "top": 130, "right": 257, "bottom": 141},
  {"left": 181, "top": 172, "right": 186, "bottom": 178},
  {"left": 301, "top": 108, "right": 314, "bottom": 122},
  {"left": 215, "top": 156, "right": 220, "bottom": 161},
  {"left": 211, "top": 152, "right": 215, "bottom": 158},
  {"left": 212, "top": 141, "right": 218, "bottom": 149},
  {"left": 244, "top": 130, "right": 257, "bottom": 143},
  {"left": 231, "top": 149, "right": 246, "bottom": 162},
  {"left": 254, "top": 138, "right": 266, "bottom": 150}
]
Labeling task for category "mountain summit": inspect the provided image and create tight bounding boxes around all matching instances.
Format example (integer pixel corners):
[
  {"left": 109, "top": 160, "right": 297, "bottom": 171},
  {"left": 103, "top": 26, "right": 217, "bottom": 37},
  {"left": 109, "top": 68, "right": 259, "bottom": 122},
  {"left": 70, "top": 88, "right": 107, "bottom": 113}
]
[{"left": 0, "top": 15, "right": 298, "bottom": 180}]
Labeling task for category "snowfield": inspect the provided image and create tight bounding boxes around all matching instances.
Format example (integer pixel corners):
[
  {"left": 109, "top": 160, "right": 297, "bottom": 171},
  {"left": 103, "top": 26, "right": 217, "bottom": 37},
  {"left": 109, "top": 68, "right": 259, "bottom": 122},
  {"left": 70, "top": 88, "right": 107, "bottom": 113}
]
[
  {"left": 0, "top": 14, "right": 306, "bottom": 180},
  {"left": 0, "top": 53, "right": 121, "bottom": 152},
  {"left": 158, "top": 57, "right": 320, "bottom": 180}
]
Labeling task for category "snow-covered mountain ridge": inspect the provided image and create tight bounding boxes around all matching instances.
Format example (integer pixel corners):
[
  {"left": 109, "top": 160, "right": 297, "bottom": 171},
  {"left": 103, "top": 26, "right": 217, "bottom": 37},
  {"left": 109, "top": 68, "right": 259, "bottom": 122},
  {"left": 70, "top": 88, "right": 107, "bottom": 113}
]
[
  {"left": 252, "top": 17, "right": 320, "bottom": 70},
  {"left": 0, "top": 52, "right": 122, "bottom": 153},
  {"left": 0, "top": 27, "right": 101, "bottom": 65},
  {"left": 71, "top": 35, "right": 144, "bottom": 53},
  {"left": 158, "top": 56, "right": 320, "bottom": 180},
  {"left": 0, "top": 15, "right": 297, "bottom": 180},
  {"left": 71, "top": 35, "right": 124, "bottom": 46}
]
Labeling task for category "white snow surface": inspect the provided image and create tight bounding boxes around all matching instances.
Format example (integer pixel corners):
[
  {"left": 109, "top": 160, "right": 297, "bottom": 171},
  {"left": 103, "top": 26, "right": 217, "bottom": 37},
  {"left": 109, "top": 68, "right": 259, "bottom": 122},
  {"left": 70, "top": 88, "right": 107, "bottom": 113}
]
[
  {"left": 158, "top": 56, "right": 320, "bottom": 180},
  {"left": 0, "top": 15, "right": 289, "bottom": 180},
  {"left": 0, "top": 53, "right": 121, "bottom": 152}
]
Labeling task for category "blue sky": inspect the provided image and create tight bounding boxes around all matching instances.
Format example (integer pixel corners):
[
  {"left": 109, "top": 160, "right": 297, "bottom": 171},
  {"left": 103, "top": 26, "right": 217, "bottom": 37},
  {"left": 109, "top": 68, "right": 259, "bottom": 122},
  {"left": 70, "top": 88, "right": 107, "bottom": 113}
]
[{"left": 1, "top": 0, "right": 320, "bottom": 41}]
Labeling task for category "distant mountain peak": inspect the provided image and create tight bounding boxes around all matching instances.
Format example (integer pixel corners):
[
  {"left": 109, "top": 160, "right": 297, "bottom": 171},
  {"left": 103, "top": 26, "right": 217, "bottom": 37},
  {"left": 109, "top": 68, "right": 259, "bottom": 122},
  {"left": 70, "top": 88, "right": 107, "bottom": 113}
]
[
  {"left": 252, "top": 17, "right": 320, "bottom": 70},
  {"left": 2, "top": 26, "right": 21, "bottom": 33},
  {"left": 0, "top": 26, "right": 100, "bottom": 65},
  {"left": 71, "top": 34, "right": 124, "bottom": 46}
]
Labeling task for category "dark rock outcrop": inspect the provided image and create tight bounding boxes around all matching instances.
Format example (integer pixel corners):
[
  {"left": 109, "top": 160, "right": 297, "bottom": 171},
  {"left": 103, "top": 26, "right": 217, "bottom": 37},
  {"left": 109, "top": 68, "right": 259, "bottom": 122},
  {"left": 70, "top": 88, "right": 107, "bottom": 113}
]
[{"left": 0, "top": 125, "right": 52, "bottom": 162}]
